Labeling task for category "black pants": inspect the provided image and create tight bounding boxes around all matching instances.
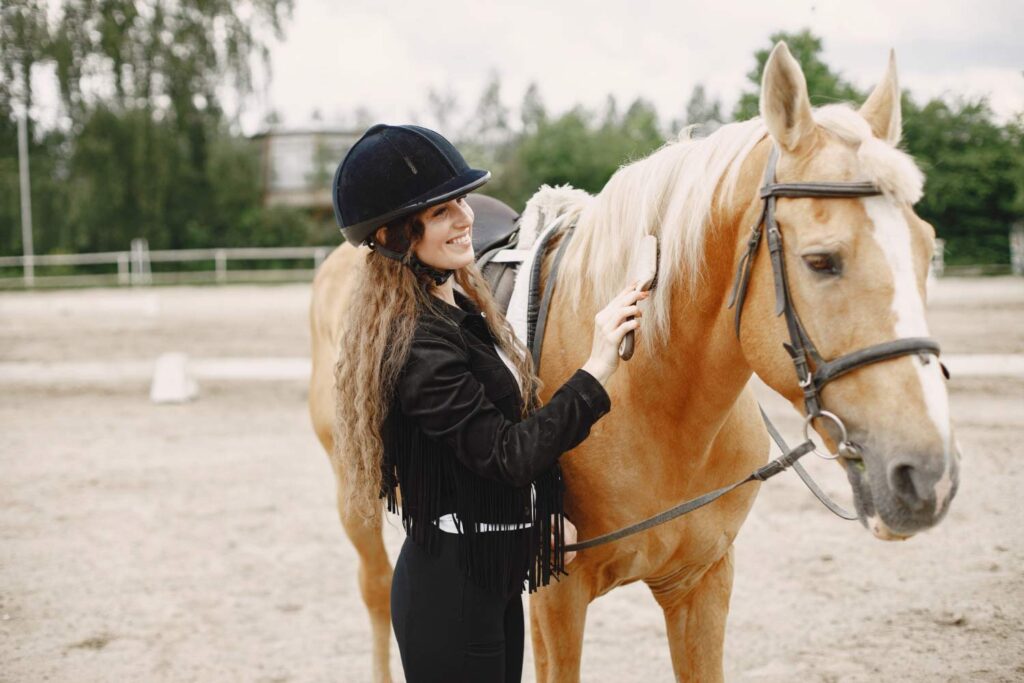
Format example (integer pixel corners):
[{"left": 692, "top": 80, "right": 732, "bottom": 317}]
[{"left": 391, "top": 532, "right": 524, "bottom": 682}]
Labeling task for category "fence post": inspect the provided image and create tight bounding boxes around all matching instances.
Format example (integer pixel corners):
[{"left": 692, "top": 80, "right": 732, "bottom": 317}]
[
  {"left": 130, "top": 238, "right": 151, "bottom": 285},
  {"left": 117, "top": 252, "right": 130, "bottom": 285},
  {"left": 17, "top": 111, "right": 35, "bottom": 288},
  {"left": 215, "top": 249, "right": 227, "bottom": 283},
  {"left": 930, "top": 238, "right": 945, "bottom": 278},
  {"left": 1011, "top": 223, "right": 1023, "bottom": 276},
  {"left": 313, "top": 247, "right": 327, "bottom": 271}
]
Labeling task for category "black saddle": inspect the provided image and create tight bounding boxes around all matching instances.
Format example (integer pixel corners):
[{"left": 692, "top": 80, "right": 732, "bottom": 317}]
[
  {"left": 466, "top": 193, "right": 521, "bottom": 315},
  {"left": 467, "top": 194, "right": 519, "bottom": 254}
]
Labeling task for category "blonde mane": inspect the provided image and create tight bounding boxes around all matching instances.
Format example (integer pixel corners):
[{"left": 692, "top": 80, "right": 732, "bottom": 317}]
[{"left": 551, "top": 104, "right": 925, "bottom": 353}]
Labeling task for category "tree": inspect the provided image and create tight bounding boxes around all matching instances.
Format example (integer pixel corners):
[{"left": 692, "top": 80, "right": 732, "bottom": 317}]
[
  {"left": 426, "top": 86, "right": 459, "bottom": 133},
  {"left": 490, "top": 94, "right": 666, "bottom": 209},
  {"left": 671, "top": 83, "right": 724, "bottom": 136},
  {"left": 520, "top": 83, "right": 546, "bottom": 134},
  {"left": 460, "top": 72, "right": 512, "bottom": 169},
  {"left": 733, "top": 29, "right": 863, "bottom": 121},
  {"left": 731, "top": 28, "right": 1021, "bottom": 265},
  {"left": 0, "top": 0, "right": 49, "bottom": 119},
  {"left": 0, "top": 0, "right": 298, "bottom": 257},
  {"left": 902, "top": 95, "right": 1021, "bottom": 264},
  {"left": 47, "top": 0, "right": 292, "bottom": 126}
]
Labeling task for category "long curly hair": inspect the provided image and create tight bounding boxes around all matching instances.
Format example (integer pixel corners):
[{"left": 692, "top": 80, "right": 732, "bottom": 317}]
[{"left": 332, "top": 212, "right": 542, "bottom": 524}]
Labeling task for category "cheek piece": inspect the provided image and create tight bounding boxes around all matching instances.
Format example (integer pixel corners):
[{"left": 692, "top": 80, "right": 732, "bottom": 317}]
[{"left": 367, "top": 238, "right": 454, "bottom": 287}]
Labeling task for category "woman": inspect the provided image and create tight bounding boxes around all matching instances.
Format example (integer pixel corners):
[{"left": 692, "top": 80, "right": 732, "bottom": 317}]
[{"left": 330, "top": 123, "right": 647, "bottom": 682}]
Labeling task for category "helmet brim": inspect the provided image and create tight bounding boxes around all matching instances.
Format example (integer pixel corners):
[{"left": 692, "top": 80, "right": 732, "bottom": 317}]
[{"left": 340, "top": 169, "right": 491, "bottom": 244}]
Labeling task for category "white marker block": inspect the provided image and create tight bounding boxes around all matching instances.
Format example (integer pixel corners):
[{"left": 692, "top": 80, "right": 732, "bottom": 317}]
[{"left": 150, "top": 352, "right": 199, "bottom": 404}]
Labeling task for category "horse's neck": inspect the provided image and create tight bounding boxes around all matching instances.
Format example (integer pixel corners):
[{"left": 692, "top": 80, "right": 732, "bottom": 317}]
[{"left": 616, "top": 148, "right": 766, "bottom": 446}]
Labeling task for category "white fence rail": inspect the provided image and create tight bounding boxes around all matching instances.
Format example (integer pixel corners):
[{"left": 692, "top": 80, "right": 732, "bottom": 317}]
[
  {"left": 0, "top": 235, "right": 1017, "bottom": 289},
  {"left": 0, "top": 239, "right": 334, "bottom": 288}
]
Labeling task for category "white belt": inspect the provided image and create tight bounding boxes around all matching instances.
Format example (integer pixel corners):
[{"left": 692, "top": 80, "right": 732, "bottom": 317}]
[{"left": 433, "top": 512, "right": 533, "bottom": 534}]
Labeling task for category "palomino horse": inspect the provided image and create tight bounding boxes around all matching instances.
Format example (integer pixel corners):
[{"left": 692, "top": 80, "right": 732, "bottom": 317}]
[{"left": 308, "top": 42, "right": 959, "bottom": 682}]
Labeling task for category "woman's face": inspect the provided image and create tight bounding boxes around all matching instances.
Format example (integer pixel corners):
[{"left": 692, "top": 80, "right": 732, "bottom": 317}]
[{"left": 411, "top": 196, "right": 475, "bottom": 271}]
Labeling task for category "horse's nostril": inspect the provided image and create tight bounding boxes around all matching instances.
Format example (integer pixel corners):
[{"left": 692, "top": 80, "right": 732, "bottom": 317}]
[{"left": 888, "top": 462, "right": 930, "bottom": 511}]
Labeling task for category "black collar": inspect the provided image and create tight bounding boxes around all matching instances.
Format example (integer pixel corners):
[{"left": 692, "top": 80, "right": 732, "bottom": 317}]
[{"left": 425, "top": 289, "right": 480, "bottom": 325}]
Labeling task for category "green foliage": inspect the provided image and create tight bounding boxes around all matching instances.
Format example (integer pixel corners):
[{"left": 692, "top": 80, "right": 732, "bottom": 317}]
[
  {"left": 902, "top": 95, "right": 1021, "bottom": 264},
  {"left": 673, "top": 83, "right": 724, "bottom": 136},
  {"left": 0, "top": 0, "right": 49, "bottom": 115},
  {"left": 1, "top": 17, "right": 1019, "bottom": 269},
  {"left": 733, "top": 29, "right": 864, "bottom": 121},
  {"left": 731, "top": 28, "right": 1021, "bottom": 265},
  {"left": 481, "top": 90, "right": 665, "bottom": 209},
  {"left": 46, "top": 0, "right": 292, "bottom": 122},
  {"left": 0, "top": 0, "right": 300, "bottom": 259}
]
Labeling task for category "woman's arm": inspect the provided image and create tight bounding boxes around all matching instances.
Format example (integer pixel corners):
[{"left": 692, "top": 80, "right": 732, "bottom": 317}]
[
  {"left": 398, "top": 281, "right": 648, "bottom": 487},
  {"left": 397, "top": 331, "right": 610, "bottom": 487}
]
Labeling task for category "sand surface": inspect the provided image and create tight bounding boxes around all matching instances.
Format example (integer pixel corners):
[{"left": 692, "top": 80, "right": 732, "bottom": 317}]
[{"left": 1, "top": 277, "right": 1022, "bottom": 682}]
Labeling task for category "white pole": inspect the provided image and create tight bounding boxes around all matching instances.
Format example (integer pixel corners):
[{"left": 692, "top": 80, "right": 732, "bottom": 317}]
[
  {"left": 17, "top": 110, "right": 35, "bottom": 287},
  {"left": 117, "top": 252, "right": 130, "bottom": 284},
  {"left": 215, "top": 249, "right": 227, "bottom": 283}
]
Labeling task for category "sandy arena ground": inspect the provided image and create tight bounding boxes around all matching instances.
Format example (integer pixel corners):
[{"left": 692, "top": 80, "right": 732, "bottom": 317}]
[{"left": 1, "top": 277, "right": 1022, "bottom": 682}]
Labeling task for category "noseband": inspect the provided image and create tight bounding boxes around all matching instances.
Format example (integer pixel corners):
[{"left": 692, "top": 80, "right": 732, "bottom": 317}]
[{"left": 727, "top": 145, "right": 946, "bottom": 459}]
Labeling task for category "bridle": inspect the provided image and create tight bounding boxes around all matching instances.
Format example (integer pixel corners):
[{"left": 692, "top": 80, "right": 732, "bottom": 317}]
[
  {"left": 552, "top": 143, "right": 948, "bottom": 553},
  {"left": 727, "top": 145, "right": 946, "bottom": 460}
]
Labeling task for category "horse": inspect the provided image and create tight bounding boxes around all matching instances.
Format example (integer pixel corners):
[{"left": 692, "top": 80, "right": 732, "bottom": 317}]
[{"left": 308, "top": 41, "right": 959, "bottom": 682}]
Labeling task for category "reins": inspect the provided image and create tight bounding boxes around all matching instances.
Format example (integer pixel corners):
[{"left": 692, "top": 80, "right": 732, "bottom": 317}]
[{"left": 529, "top": 144, "right": 948, "bottom": 553}]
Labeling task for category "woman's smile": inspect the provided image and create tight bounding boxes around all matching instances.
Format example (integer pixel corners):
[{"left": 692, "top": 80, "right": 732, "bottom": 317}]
[{"left": 446, "top": 231, "right": 472, "bottom": 247}]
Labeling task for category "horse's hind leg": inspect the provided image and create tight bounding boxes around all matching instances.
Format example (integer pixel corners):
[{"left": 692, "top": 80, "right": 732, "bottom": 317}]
[
  {"left": 333, "top": 472, "right": 395, "bottom": 683},
  {"left": 647, "top": 547, "right": 734, "bottom": 683},
  {"left": 529, "top": 572, "right": 592, "bottom": 682}
]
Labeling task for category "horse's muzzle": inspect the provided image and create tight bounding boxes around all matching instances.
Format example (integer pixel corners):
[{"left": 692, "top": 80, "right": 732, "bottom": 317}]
[{"left": 844, "top": 444, "right": 960, "bottom": 538}]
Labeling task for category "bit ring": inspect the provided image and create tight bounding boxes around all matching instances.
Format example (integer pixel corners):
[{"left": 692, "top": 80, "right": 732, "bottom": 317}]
[{"left": 803, "top": 410, "right": 850, "bottom": 461}]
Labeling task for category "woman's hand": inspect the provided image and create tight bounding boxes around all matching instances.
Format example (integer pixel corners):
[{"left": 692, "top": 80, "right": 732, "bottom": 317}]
[
  {"left": 552, "top": 515, "right": 578, "bottom": 566},
  {"left": 564, "top": 518, "right": 578, "bottom": 565},
  {"left": 581, "top": 281, "right": 650, "bottom": 385}
]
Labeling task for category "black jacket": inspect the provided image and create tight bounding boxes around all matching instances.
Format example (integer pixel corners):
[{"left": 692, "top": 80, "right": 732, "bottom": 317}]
[{"left": 381, "top": 289, "right": 610, "bottom": 595}]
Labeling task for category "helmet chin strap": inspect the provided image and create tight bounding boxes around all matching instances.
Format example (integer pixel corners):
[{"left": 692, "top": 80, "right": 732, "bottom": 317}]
[{"left": 367, "top": 239, "right": 454, "bottom": 287}]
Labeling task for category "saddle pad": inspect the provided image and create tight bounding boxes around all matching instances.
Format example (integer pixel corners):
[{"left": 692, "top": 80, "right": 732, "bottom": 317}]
[{"left": 506, "top": 217, "right": 566, "bottom": 347}]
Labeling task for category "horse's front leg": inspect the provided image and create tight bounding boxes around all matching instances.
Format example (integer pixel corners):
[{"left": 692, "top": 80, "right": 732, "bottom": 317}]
[
  {"left": 646, "top": 547, "right": 734, "bottom": 683},
  {"left": 530, "top": 569, "right": 593, "bottom": 682}
]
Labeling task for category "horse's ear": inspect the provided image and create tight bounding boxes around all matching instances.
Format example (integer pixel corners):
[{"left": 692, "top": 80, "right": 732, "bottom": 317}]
[
  {"left": 759, "top": 41, "right": 816, "bottom": 155},
  {"left": 859, "top": 49, "right": 902, "bottom": 145}
]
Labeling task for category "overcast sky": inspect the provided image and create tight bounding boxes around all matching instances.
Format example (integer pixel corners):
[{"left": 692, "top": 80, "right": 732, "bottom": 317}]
[{"left": 242, "top": 0, "right": 1023, "bottom": 136}]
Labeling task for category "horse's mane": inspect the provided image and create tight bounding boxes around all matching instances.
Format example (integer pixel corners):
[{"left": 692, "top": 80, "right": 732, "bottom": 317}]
[{"left": 551, "top": 104, "right": 924, "bottom": 353}]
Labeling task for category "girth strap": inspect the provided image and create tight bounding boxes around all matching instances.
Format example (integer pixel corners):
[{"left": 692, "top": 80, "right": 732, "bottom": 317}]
[{"left": 529, "top": 225, "right": 577, "bottom": 372}]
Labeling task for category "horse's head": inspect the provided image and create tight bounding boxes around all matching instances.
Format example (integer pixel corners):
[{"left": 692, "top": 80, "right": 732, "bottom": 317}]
[{"left": 738, "top": 43, "right": 959, "bottom": 539}]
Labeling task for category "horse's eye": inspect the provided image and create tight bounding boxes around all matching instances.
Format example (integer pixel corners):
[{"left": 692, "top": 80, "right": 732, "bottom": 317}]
[{"left": 803, "top": 253, "right": 842, "bottom": 276}]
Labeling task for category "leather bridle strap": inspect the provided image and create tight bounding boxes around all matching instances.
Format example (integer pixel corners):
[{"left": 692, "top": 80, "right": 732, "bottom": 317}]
[
  {"left": 760, "top": 182, "right": 882, "bottom": 199},
  {"left": 529, "top": 224, "right": 577, "bottom": 373},
  {"left": 760, "top": 407, "right": 858, "bottom": 520},
  {"left": 729, "top": 145, "right": 944, "bottom": 423},
  {"left": 813, "top": 337, "right": 944, "bottom": 389}
]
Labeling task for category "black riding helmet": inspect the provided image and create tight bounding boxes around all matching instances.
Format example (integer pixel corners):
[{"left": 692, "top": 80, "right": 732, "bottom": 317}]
[{"left": 332, "top": 123, "right": 490, "bottom": 244}]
